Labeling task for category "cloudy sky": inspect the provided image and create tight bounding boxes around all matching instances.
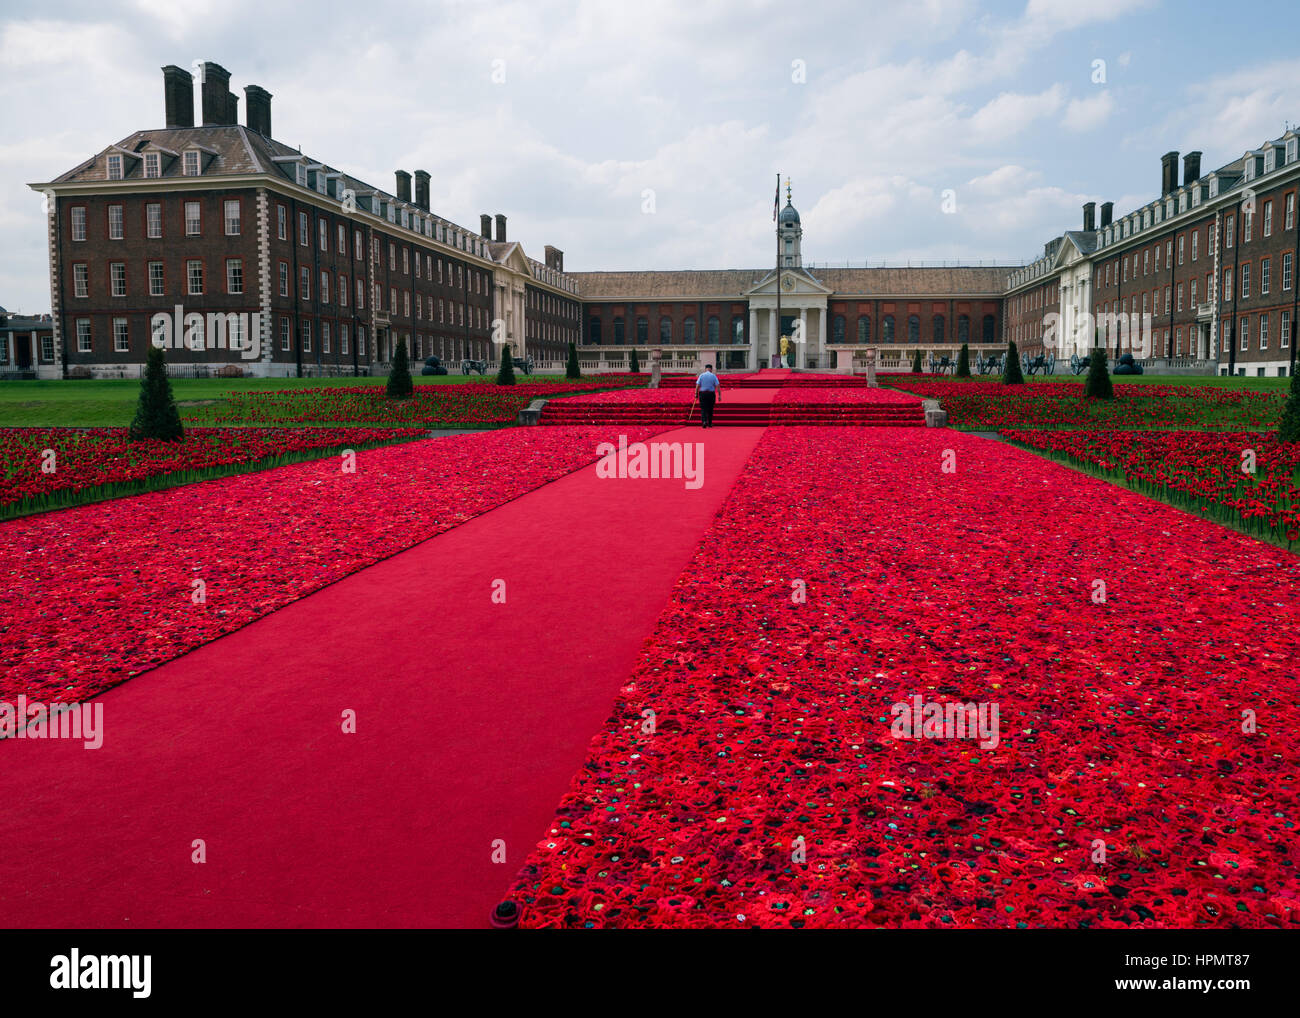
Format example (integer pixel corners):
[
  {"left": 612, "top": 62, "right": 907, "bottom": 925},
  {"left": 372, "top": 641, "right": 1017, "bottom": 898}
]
[{"left": 4, "top": 0, "right": 1300, "bottom": 312}]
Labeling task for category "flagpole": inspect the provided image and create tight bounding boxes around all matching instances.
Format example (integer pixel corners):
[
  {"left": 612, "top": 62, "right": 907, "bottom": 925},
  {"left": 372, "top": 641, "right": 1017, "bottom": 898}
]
[{"left": 775, "top": 173, "right": 781, "bottom": 370}]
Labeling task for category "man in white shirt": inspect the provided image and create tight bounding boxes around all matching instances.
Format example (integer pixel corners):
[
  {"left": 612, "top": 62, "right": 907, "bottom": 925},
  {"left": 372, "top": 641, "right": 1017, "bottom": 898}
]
[{"left": 695, "top": 364, "right": 720, "bottom": 428}]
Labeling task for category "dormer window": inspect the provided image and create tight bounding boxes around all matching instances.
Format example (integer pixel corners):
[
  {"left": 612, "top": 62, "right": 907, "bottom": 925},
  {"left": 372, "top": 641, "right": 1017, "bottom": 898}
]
[
  {"left": 400, "top": 209, "right": 409, "bottom": 229},
  {"left": 1244, "top": 158, "right": 1255, "bottom": 182},
  {"left": 387, "top": 204, "right": 396, "bottom": 223},
  {"left": 1165, "top": 198, "right": 1173, "bottom": 218},
  {"left": 107, "top": 154, "right": 123, "bottom": 180},
  {"left": 1265, "top": 149, "right": 1276, "bottom": 174},
  {"left": 295, "top": 163, "right": 307, "bottom": 187},
  {"left": 144, "top": 152, "right": 161, "bottom": 178},
  {"left": 1192, "top": 187, "right": 1200, "bottom": 206},
  {"left": 1289, "top": 138, "right": 1298, "bottom": 163},
  {"left": 1179, "top": 192, "right": 1188, "bottom": 213},
  {"left": 315, "top": 170, "right": 327, "bottom": 195},
  {"left": 1209, "top": 176, "right": 1219, "bottom": 198}
]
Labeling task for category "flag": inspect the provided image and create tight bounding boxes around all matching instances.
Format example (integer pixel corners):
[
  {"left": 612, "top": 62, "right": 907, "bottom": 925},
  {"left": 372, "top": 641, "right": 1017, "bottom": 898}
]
[{"left": 774, "top": 174, "right": 780, "bottom": 221}]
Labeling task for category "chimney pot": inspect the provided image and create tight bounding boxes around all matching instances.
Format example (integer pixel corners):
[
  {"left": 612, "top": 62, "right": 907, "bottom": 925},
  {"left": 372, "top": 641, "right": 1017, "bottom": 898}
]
[
  {"left": 495, "top": 213, "right": 507, "bottom": 243},
  {"left": 1183, "top": 150, "right": 1202, "bottom": 186},
  {"left": 394, "top": 170, "right": 411, "bottom": 203},
  {"left": 414, "top": 170, "right": 430, "bottom": 211},
  {"left": 1100, "top": 201, "right": 1114, "bottom": 228},
  {"left": 200, "top": 62, "right": 232, "bottom": 126},
  {"left": 480, "top": 214, "right": 492, "bottom": 239},
  {"left": 1082, "top": 201, "right": 1096, "bottom": 232},
  {"left": 162, "top": 65, "right": 194, "bottom": 128}
]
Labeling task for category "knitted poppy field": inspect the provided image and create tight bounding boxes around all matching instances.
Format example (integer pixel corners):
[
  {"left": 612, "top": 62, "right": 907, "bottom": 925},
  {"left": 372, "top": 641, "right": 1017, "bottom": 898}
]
[
  {"left": 0, "top": 425, "right": 661, "bottom": 702},
  {"left": 0, "top": 426, "right": 425, "bottom": 516},
  {"left": 505, "top": 427, "right": 1300, "bottom": 929}
]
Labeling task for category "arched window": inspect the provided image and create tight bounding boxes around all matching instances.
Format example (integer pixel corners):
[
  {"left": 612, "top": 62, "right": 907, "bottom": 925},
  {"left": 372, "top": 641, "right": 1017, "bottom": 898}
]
[
  {"left": 613, "top": 316, "right": 625, "bottom": 345},
  {"left": 683, "top": 317, "right": 696, "bottom": 342},
  {"left": 707, "top": 316, "right": 720, "bottom": 343},
  {"left": 907, "top": 315, "right": 920, "bottom": 343},
  {"left": 588, "top": 317, "right": 602, "bottom": 345},
  {"left": 982, "top": 314, "right": 996, "bottom": 344},
  {"left": 957, "top": 315, "right": 970, "bottom": 344},
  {"left": 636, "top": 316, "right": 648, "bottom": 344},
  {"left": 932, "top": 316, "right": 944, "bottom": 344},
  {"left": 832, "top": 314, "right": 845, "bottom": 343},
  {"left": 882, "top": 315, "right": 895, "bottom": 342},
  {"left": 857, "top": 317, "right": 870, "bottom": 344},
  {"left": 660, "top": 317, "right": 672, "bottom": 343},
  {"left": 731, "top": 317, "right": 745, "bottom": 343}
]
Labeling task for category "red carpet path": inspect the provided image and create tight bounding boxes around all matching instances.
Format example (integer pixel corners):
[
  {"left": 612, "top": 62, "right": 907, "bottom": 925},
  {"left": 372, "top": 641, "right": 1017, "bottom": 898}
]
[{"left": 0, "top": 425, "right": 761, "bottom": 929}]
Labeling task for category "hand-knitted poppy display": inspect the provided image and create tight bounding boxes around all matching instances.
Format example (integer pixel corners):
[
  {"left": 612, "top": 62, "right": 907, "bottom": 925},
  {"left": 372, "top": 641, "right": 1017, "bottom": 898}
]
[{"left": 504, "top": 428, "right": 1300, "bottom": 929}]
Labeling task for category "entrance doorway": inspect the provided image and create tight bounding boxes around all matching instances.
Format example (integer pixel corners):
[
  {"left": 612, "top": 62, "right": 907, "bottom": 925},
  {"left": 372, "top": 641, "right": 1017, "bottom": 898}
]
[{"left": 15, "top": 334, "right": 32, "bottom": 370}]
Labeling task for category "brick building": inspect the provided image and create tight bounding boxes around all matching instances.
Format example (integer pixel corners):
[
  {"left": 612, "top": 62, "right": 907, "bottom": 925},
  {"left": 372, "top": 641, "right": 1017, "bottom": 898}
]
[
  {"left": 1010, "top": 140, "right": 1300, "bottom": 377},
  {"left": 30, "top": 62, "right": 581, "bottom": 379}
]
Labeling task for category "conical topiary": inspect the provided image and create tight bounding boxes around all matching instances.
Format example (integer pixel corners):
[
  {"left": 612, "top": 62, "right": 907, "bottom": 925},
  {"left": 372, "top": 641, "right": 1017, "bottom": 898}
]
[
  {"left": 1003, "top": 341, "right": 1025, "bottom": 385},
  {"left": 956, "top": 343, "right": 971, "bottom": 377},
  {"left": 629, "top": 346, "right": 640, "bottom": 373},
  {"left": 911, "top": 350, "right": 922, "bottom": 373},
  {"left": 1084, "top": 346, "right": 1114, "bottom": 400},
  {"left": 566, "top": 341, "right": 581, "bottom": 380},
  {"left": 129, "top": 345, "right": 185, "bottom": 442},
  {"left": 496, "top": 342, "right": 516, "bottom": 385},
  {"left": 386, "top": 337, "right": 413, "bottom": 398},
  {"left": 1279, "top": 367, "right": 1300, "bottom": 442}
]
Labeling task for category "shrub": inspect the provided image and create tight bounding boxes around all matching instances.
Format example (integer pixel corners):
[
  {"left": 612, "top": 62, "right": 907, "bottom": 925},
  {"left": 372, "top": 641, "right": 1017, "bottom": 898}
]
[
  {"left": 566, "top": 342, "right": 581, "bottom": 380},
  {"left": 956, "top": 343, "right": 971, "bottom": 378},
  {"left": 629, "top": 346, "right": 640, "bottom": 373},
  {"left": 129, "top": 345, "right": 185, "bottom": 442},
  {"left": 911, "top": 350, "right": 922, "bottom": 373},
  {"left": 386, "top": 338, "right": 413, "bottom": 398},
  {"left": 1084, "top": 347, "right": 1115, "bottom": 400},
  {"left": 496, "top": 343, "right": 516, "bottom": 385},
  {"left": 1003, "top": 341, "right": 1025, "bottom": 385},
  {"left": 1278, "top": 366, "right": 1300, "bottom": 442}
]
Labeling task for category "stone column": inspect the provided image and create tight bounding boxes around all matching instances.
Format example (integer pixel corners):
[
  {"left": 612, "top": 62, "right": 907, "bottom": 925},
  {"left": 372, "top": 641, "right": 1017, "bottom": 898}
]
[
  {"left": 768, "top": 307, "right": 777, "bottom": 367},
  {"left": 818, "top": 305, "right": 827, "bottom": 365},
  {"left": 798, "top": 307, "right": 808, "bottom": 368},
  {"left": 749, "top": 307, "right": 758, "bottom": 370}
]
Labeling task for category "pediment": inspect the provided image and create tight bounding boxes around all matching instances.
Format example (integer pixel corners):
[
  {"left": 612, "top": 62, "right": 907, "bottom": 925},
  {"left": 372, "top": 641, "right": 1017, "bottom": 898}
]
[{"left": 745, "top": 268, "right": 832, "bottom": 298}]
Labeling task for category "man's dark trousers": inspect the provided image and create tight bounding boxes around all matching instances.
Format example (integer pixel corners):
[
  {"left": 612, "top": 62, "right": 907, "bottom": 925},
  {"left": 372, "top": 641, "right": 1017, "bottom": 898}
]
[{"left": 698, "top": 391, "right": 716, "bottom": 427}]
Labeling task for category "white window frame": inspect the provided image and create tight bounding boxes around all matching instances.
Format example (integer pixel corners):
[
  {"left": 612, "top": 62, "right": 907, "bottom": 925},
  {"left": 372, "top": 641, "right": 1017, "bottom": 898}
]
[{"left": 183, "top": 150, "right": 201, "bottom": 176}]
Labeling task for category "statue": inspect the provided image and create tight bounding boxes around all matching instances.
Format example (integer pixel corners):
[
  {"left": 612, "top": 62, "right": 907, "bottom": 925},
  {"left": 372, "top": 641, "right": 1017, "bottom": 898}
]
[
  {"left": 649, "top": 348, "right": 663, "bottom": 388},
  {"left": 863, "top": 348, "right": 878, "bottom": 388}
]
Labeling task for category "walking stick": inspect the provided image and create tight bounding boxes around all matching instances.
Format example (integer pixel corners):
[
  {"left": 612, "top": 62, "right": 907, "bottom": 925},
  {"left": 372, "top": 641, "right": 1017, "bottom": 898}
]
[{"left": 688, "top": 391, "right": 698, "bottom": 422}]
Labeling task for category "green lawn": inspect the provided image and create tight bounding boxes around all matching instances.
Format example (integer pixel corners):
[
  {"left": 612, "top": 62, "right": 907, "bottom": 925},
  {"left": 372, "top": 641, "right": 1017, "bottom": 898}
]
[{"left": 0, "top": 374, "right": 580, "bottom": 427}]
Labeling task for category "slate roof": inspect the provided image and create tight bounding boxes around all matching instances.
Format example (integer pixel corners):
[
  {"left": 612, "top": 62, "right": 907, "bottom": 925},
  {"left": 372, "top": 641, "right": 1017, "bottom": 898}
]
[{"left": 572, "top": 266, "right": 1014, "bottom": 299}]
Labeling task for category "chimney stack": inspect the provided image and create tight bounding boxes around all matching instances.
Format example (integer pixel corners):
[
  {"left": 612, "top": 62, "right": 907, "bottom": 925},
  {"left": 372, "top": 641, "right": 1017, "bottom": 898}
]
[
  {"left": 1082, "top": 201, "right": 1096, "bottom": 232},
  {"left": 1183, "top": 151, "right": 1202, "bottom": 186},
  {"left": 495, "top": 214, "right": 507, "bottom": 243},
  {"left": 414, "top": 170, "right": 430, "bottom": 211},
  {"left": 394, "top": 170, "right": 411, "bottom": 204},
  {"left": 244, "top": 85, "right": 272, "bottom": 137},
  {"left": 226, "top": 92, "right": 239, "bottom": 126},
  {"left": 162, "top": 65, "right": 194, "bottom": 128},
  {"left": 544, "top": 245, "right": 564, "bottom": 272},
  {"left": 1100, "top": 201, "right": 1114, "bottom": 228},
  {"left": 1161, "top": 150, "right": 1179, "bottom": 195},
  {"left": 200, "top": 62, "right": 232, "bottom": 126},
  {"left": 480, "top": 214, "right": 492, "bottom": 239}
]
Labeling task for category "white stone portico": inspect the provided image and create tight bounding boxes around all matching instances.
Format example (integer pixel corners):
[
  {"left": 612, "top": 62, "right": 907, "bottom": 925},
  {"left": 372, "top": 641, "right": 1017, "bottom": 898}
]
[{"left": 743, "top": 267, "right": 833, "bottom": 369}]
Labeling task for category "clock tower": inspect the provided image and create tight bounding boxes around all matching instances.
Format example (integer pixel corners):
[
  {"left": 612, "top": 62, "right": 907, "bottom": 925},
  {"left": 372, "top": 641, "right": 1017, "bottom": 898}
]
[{"left": 778, "top": 180, "right": 802, "bottom": 268}]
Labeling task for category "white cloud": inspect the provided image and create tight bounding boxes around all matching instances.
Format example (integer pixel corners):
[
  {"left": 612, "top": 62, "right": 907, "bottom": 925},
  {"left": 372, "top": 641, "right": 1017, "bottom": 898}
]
[{"left": 1062, "top": 91, "right": 1114, "bottom": 132}]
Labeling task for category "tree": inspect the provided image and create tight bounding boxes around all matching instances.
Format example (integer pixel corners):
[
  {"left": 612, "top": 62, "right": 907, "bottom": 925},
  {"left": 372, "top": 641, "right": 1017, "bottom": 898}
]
[
  {"left": 496, "top": 342, "right": 516, "bottom": 385},
  {"left": 956, "top": 343, "right": 971, "bottom": 378},
  {"left": 565, "top": 341, "right": 581, "bottom": 380},
  {"left": 911, "top": 350, "right": 922, "bottom": 373},
  {"left": 1003, "top": 341, "right": 1025, "bottom": 385},
  {"left": 629, "top": 346, "right": 640, "bottom": 373},
  {"left": 1084, "top": 347, "right": 1114, "bottom": 400},
  {"left": 1279, "top": 369, "right": 1300, "bottom": 442},
  {"left": 129, "top": 345, "right": 185, "bottom": 442},
  {"left": 386, "top": 337, "right": 413, "bottom": 398}
]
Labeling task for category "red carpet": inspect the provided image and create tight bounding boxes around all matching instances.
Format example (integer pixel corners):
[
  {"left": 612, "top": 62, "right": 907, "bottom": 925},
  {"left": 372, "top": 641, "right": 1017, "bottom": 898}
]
[{"left": 0, "top": 425, "right": 761, "bottom": 929}]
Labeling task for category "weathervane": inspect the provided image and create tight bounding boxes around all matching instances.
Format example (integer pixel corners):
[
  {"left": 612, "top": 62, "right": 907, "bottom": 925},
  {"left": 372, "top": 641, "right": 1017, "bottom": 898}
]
[{"left": 786, "top": 177, "right": 792, "bottom": 204}]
